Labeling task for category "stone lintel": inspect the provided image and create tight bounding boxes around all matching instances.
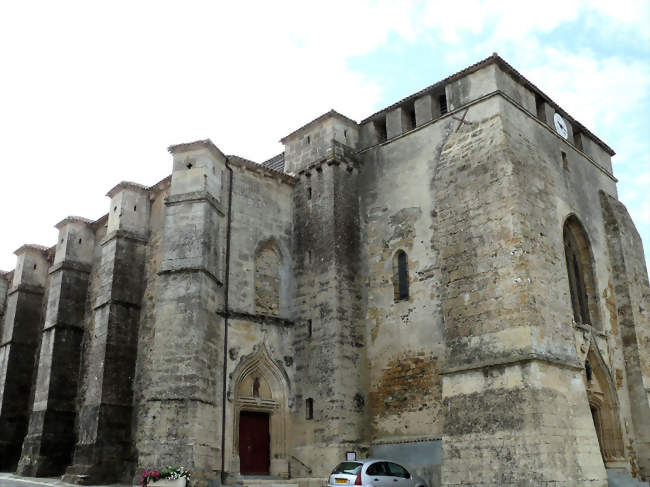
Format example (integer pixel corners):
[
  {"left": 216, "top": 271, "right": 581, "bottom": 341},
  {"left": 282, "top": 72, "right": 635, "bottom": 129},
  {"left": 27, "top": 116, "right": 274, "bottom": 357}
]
[
  {"left": 105, "top": 181, "right": 149, "bottom": 198},
  {"left": 164, "top": 191, "right": 225, "bottom": 215},
  {"left": 440, "top": 352, "right": 582, "bottom": 376}
]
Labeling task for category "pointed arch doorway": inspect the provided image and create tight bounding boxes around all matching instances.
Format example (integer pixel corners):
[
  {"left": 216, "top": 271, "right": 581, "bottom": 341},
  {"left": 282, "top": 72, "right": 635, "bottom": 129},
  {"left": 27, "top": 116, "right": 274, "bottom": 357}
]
[
  {"left": 229, "top": 343, "right": 290, "bottom": 477},
  {"left": 584, "top": 344, "right": 625, "bottom": 466}
]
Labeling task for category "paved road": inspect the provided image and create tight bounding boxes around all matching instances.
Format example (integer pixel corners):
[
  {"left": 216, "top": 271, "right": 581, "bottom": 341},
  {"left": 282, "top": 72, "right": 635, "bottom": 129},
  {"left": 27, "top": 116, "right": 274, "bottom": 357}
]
[{"left": 0, "top": 474, "right": 129, "bottom": 487}]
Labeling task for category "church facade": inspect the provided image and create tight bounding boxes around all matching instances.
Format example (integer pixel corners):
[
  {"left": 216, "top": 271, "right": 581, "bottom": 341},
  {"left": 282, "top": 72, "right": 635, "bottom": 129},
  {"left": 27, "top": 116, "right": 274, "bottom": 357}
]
[{"left": 0, "top": 54, "right": 648, "bottom": 486}]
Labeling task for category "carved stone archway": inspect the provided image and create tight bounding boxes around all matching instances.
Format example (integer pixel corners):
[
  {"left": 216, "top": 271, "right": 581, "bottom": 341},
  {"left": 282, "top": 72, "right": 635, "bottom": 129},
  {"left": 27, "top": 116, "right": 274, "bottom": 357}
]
[
  {"left": 229, "top": 343, "right": 290, "bottom": 477},
  {"left": 584, "top": 341, "right": 625, "bottom": 466}
]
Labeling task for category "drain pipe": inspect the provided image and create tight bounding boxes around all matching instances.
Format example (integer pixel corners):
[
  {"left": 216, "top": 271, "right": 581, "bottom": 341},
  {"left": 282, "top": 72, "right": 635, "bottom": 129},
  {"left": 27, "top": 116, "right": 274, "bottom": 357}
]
[{"left": 220, "top": 158, "right": 234, "bottom": 485}]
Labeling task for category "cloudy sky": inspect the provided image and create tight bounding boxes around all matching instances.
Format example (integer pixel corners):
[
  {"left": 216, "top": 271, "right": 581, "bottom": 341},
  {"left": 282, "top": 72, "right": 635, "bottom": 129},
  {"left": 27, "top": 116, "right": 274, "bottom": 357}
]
[{"left": 0, "top": 0, "right": 648, "bottom": 272}]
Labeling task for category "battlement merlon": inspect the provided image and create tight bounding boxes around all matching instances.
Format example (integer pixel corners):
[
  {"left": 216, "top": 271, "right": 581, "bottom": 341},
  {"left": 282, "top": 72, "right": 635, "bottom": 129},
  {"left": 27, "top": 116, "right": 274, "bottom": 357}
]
[{"left": 356, "top": 53, "right": 615, "bottom": 174}]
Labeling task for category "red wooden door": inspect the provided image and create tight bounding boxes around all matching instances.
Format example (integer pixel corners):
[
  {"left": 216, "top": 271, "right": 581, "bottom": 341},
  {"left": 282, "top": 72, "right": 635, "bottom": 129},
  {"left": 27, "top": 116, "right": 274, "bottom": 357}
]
[{"left": 239, "top": 411, "right": 270, "bottom": 475}]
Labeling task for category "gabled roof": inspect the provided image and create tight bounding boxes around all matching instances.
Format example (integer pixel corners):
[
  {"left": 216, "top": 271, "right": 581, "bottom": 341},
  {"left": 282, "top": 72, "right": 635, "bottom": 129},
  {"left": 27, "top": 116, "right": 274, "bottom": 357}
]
[{"left": 262, "top": 153, "right": 285, "bottom": 173}]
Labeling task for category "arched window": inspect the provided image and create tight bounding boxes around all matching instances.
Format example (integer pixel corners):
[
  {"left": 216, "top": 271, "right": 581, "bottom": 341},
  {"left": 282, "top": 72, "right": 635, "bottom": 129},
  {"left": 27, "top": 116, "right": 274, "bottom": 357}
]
[
  {"left": 393, "top": 250, "right": 409, "bottom": 301},
  {"left": 255, "top": 240, "right": 281, "bottom": 316},
  {"left": 563, "top": 216, "right": 599, "bottom": 328}
]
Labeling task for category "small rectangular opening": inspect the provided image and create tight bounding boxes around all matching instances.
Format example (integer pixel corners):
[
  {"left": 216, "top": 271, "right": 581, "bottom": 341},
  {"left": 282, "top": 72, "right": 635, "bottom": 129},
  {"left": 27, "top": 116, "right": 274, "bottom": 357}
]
[
  {"left": 439, "top": 94, "right": 448, "bottom": 115},
  {"left": 306, "top": 398, "right": 314, "bottom": 420},
  {"left": 307, "top": 187, "right": 312, "bottom": 200},
  {"left": 374, "top": 118, "right": 387, "bottom": 142},
  {"left": 562, "top": 151, "right": 568, "bottom": 171},
  {"left": 405, "top": 105, "right": 416, "bottom": 131},
  {"left": 535, "top": 93, "right": 546, "bottom": 122},
  {"left": 307, "top": 250, "right": 312, "bottom": 264},
  {"left": 307, "top": 319, "right": 312, "bottom": 338},
  {"left": 573, "top": 131, "right": 583, "bottom": 151}
]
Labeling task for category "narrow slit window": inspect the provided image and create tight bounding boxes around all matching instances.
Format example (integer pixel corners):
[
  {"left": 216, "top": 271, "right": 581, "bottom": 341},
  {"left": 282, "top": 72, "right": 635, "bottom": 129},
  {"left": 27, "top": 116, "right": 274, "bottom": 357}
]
[
  {"left": 393, "top": 250, "right": 409, "bottom": 301},
  {"left": 307, "top": 250, "right": 312, "bottom": 264},
  {"left": 562, "top": 151, "right": 568, "bottom": 171},
  {"left": 306, "top": 398, "right": 314, "bottom": 420},
  {"left": 307, "top": 319, "right": 312, "bottom": 338},
  {"left": 307, "top": 187, "right": 312, "bottom": 200}
]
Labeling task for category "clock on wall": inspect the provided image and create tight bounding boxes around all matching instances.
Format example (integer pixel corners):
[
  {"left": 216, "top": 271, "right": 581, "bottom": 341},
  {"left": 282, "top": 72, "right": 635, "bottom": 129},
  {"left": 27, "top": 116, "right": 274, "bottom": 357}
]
[{"left": 554, "top": 112, "right": 568, "bottom": 139}]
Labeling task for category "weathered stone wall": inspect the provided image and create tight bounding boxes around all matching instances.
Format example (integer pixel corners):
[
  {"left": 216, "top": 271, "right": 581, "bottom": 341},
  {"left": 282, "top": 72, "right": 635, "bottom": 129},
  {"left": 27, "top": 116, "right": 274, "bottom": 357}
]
[
  {"left": 0, "top": 246, "right": 49, "bottom": 471},
  {"left": 600, "top": 192, "right": 650, "bottom": 478},
  {"left": 358, "top": 113, "right": 446, "bottom": 485},
  {"left": 18, "top": 218, "right": 95, "bottom": 477},
  {"left": 290, "top": 146, "right": 366, "bottom": 476}
]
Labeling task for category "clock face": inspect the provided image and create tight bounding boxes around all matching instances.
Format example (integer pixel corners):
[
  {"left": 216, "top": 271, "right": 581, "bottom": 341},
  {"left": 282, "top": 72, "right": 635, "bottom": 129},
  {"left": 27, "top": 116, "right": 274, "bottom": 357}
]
[{"left": 554, "top": 113, "right": 568, "bottom": 139}]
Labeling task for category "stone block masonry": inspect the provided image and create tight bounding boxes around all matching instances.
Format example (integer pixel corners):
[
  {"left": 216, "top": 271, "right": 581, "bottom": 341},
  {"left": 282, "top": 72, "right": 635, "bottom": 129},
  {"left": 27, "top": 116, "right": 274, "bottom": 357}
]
[{"left": 0, "top": 54, "right": 647, "bottom": 486}]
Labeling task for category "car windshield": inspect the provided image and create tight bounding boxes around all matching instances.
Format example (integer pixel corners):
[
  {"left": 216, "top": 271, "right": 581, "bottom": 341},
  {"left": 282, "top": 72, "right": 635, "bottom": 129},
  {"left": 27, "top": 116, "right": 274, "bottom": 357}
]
[{"left": 332, "top": 462, "right": 363, "bottom": 475}]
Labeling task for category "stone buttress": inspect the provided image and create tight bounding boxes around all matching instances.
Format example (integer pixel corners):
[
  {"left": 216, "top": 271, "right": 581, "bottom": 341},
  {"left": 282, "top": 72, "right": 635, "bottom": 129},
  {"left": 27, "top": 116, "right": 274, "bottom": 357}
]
[
  {"left": 18, "top": 218, "right": 95, "bottom": 476},
  {"left": 63, "top": 183, "right": 150, "bottom": 484},
  {"left": 600, "top": 192, "right": 650, "bottom": 479},
  {"left": 135, "top": 140, "right": 227, "bottom": 485},
  {"left": 0, "top": 245, "right": 49, "bottom": 470}
]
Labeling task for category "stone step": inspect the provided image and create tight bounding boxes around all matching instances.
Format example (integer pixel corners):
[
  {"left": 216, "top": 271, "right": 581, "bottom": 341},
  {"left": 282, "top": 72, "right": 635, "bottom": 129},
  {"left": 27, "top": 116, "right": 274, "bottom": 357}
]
[
  {"left": 607, "top": 468, "right": 649, "bottom": 487},
  {"left": 236, "top": 476, "right": 327, "bottom": 487}
]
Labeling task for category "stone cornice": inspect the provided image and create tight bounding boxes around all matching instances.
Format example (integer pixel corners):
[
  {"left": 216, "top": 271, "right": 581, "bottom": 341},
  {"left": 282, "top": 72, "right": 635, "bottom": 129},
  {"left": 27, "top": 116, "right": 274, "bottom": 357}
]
[
  {"left": 55, "top": 216, "right": 94, "bottom": 230},
  {"left": 14, "top": 244, "right": 49, "bottom": 256},
  {"left": 48, "top": 260, "right": 92, "bottom": 275},
  {"left": 42, "top": 321, "right": 85, "bottom": 332},
  {"left": 158, "top": 267, "right": 223, "bottom": 287},
  {"left": 165, "top": 191, "right": 225, "bottom": 215},
  {"left": 295, "top": 140, "right": 360, "bottom": 177},
  {"left": 8, "top": 283, "right": 45, "bottom": 296},
  {"left": 100, "top": 229, "right": 149, "bottom": 246},
  {"left": 440, "top": 352, "right": 582, "bottom": 376},
  {"left": 218, "top": 310, "right": 294, "bottom": 327},
  {"left": 280, "top": 109, "right": 358, "bottom": 144},
  {"left": 168, "top": 138, "right": 226, "bottom": 162},
  {"left": 228, "top": 156, "right": 296, "bottom": 185},
  {"left": 106, "top": 181, "right": 149, "bottom": 198}
]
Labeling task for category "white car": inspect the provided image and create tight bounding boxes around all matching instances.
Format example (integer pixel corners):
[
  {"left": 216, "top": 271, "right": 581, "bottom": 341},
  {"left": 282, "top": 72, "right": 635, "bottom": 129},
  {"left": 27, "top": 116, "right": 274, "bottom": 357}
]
[{"left": 328, "top": 459, "right": 428, "bottom": 487}]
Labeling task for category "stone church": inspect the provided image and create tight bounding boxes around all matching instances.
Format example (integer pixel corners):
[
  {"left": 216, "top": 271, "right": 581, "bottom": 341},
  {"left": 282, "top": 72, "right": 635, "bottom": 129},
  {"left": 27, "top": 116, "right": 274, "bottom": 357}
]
[{"left": 0, "top": 54, "right": 648, "bottom": 487}]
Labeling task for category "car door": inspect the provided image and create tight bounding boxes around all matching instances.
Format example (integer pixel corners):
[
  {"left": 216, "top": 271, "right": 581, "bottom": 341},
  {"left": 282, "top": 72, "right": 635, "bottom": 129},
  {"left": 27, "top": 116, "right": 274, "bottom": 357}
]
[
  {"left": 385, "top": 462, "right": 413, "bottom": 487},
  {"left": 365, "top": 461, "right": 391, "bottom": 487}
]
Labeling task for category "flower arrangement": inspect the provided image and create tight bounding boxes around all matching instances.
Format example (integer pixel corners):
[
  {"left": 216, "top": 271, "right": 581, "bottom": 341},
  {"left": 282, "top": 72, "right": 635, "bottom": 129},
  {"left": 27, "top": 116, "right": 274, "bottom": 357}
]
[{"left": 140, "top": 466, "right": 191, "bottom": 486}]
